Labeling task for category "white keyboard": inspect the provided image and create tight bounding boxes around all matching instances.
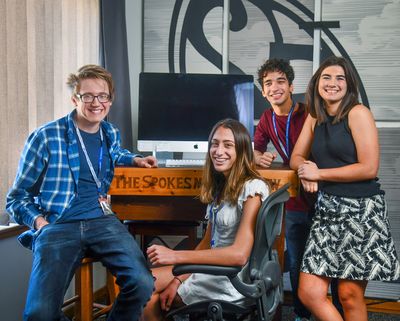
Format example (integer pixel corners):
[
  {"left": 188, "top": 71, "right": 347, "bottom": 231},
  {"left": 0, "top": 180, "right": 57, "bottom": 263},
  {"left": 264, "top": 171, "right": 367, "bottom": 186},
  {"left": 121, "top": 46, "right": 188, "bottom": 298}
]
[{"left": 165, "top": 159, "right": 205, "bottom": 167}]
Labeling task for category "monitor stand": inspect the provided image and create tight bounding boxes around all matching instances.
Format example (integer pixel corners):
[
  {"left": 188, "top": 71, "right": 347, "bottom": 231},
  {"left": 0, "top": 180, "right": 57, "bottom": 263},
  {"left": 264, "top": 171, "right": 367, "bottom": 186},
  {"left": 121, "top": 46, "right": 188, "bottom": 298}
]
[
  {"left": 182, "top": 152, "right": 206, "bottom": 160},
  {"left": 151, "top": 151, "right": 206, "bottom": 167}
]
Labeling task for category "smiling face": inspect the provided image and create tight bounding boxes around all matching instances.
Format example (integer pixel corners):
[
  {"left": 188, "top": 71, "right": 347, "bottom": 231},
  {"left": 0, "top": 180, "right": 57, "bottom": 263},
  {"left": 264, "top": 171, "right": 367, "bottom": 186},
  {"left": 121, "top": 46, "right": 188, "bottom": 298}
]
[
  {"left": 318, "top": 65, "right": 347, "bottom": 112},
  {"left": 209, "top": 126, "right": 237, "bottom": 177},
  {"left": 71, "top": 78, "right": 112, "bottom": 132},
  {"left": 262, "top": 71, "right": 293, "bottom": 110}
]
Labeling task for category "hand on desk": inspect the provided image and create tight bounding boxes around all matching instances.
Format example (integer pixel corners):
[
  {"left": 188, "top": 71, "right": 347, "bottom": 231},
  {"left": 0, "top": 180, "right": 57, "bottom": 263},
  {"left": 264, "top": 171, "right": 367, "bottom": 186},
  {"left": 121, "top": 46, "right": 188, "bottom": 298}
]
[
  {"left": 254, "top": 151, "right": 277, "bottom": 168},
  {"left": 147, "top": 244, "right": 177, "bottom": 265},
  {"left": 133, "top": 156, "right": 158, "bottom": 168}
]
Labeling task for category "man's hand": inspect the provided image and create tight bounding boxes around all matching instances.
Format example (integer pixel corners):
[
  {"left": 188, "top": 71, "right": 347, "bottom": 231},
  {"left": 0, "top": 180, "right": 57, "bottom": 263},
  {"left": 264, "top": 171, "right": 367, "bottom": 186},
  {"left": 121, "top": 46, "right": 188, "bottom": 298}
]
[
  {"left": 254, "top": 151, "right": 277, "bottom": 168},
  {"left": 133, "top": 156, "right": 158, "bottom": 168},
  {"left": 34, "top": 216, "right": 49, "bottom": 230}
]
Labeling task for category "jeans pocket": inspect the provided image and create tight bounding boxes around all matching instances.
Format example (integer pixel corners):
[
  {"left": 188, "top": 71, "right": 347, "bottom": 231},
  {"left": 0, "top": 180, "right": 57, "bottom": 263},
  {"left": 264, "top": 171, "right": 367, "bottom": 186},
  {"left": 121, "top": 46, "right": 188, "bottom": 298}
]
[{"left": 32, "top": 224, "right": 52, "bottom": 251}]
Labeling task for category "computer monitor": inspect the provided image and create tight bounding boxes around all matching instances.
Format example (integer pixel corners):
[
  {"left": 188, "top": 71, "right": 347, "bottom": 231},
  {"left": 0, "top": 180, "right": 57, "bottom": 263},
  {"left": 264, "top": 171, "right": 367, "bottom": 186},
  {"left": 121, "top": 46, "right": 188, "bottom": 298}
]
[{"left": 137, "top": 72, "right": 254, "bottom": 153}]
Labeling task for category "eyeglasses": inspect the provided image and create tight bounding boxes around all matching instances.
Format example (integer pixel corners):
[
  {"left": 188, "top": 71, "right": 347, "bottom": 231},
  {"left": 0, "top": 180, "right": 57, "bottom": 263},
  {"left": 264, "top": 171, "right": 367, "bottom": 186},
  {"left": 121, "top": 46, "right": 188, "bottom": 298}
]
[{"left": 76, "top": 93, "right": 111, "bottom": 103}]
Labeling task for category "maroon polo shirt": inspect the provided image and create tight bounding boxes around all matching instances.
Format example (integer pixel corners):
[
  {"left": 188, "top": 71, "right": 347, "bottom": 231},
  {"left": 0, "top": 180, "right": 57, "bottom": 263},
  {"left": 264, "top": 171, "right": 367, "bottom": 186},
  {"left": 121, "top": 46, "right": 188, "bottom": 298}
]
[{"left": 254, "top": 102, "right": 313, "bottom": 212}]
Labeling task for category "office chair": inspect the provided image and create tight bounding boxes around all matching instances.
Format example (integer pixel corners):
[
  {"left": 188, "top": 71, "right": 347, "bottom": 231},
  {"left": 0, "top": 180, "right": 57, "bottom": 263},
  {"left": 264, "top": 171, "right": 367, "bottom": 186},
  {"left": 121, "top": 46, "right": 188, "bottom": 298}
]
[{"left": 166, "top": 183, "right": 290, "bottom": 321}]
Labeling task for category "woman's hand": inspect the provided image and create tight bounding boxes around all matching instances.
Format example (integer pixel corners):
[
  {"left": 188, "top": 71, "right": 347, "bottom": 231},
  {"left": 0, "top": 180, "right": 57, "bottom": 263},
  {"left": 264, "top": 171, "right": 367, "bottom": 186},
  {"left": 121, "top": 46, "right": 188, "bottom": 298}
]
[
  {"left": 298, "top": 160, "right": 320, "bottom": 181},
  {"left": 147, "top": 244, "right": 177, "bottom": 265},
  {"left": 159, "top": 278, "right": 181, "bottom": 311},
  {"left": 300, "top": 178, "right": 318, "bottom": 193}
]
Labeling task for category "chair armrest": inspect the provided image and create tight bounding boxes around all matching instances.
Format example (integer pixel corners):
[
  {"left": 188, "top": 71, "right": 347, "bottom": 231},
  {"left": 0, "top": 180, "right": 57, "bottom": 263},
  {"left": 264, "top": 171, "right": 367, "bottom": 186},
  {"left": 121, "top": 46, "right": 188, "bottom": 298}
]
[{"left": 173, "top": 264, "right": 242, "bottom": 277}]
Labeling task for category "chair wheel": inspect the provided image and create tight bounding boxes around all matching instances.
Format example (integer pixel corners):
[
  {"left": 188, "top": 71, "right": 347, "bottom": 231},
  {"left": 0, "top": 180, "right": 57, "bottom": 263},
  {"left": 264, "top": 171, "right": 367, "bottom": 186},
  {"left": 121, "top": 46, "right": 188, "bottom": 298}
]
[{"left": 208, "top": 302, "right": 223, "bottom": 321}]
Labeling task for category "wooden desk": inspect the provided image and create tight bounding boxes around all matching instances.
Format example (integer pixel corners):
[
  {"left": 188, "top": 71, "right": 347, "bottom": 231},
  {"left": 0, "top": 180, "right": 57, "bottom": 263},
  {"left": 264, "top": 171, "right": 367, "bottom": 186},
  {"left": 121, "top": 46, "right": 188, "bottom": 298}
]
[
  {"left": 109, "top": 166, "right": 298, "bottom": 257},
  {"left": 109, "top": 166, "right": 297, "bottom": 321},
  {"left": 109, "top": 166, "right": 297, "bottom": 220}
]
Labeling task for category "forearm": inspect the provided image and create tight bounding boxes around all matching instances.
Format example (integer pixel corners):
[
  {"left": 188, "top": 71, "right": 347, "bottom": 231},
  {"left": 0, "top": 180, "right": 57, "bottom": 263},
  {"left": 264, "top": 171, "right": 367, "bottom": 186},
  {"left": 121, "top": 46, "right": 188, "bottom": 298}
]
[
  {"left": 174, "top": 245, "right": 250, "bottom": 267},
  {"left": 318, "top": 163, "right": 378, "bottom": 182},
  {"left": 115, "top": 153, "right": 142, "bottom": 166},
  {"left": 6, "top": 190, "right": 42, "bottom": 228},
  {"left": 112, "top": 142, "right": 142, "bottom": 166},
  {"left": 290, "top": 154, "right": 307, "bottom": 170},
  {"left": 290, "top": 114, "right": 315, "bottom": 171}
]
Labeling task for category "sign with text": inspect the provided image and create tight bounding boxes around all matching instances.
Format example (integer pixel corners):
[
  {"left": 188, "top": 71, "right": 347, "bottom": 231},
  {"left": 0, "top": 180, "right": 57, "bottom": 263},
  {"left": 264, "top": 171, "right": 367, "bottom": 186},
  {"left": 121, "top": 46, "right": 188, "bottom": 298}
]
[{"left": 109, "top": 167, "right": 298, "bottom": 197}]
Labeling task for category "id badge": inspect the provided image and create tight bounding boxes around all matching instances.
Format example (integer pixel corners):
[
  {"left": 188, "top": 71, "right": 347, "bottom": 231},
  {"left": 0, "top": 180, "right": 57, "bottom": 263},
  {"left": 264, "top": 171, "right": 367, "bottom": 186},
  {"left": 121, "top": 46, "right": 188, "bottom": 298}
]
[{"left": 99, "top": 196, "right": 114, "bottom": 215}]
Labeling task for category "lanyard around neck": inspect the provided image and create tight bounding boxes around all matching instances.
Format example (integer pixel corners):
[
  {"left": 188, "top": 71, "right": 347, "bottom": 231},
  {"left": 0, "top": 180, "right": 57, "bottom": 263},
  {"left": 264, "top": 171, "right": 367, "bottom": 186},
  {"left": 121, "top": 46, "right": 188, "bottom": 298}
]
[
  {"left": 272, "top": 101, "right": 295, "bottom": 160},
  {"left": 209, "top": 200, "right": 224, "bottom": 248},
  {"left": 73, "top": 121, "right": 104, "bottom": 195}
]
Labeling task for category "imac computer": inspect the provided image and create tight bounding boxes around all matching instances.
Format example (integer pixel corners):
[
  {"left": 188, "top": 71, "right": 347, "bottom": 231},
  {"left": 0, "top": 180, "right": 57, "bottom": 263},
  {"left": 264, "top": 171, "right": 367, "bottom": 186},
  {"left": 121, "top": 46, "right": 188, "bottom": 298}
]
[{"left": 137, "top": 72, "right": 254, "bottom": 154}]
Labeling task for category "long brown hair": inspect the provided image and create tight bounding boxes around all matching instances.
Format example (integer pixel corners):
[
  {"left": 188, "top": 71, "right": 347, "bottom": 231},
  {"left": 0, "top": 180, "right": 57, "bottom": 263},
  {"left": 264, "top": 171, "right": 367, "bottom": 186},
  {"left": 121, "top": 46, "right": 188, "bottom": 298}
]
[
  {"left": 306, "top": 56, "right": 360, "bottom": 124},
  {"left": 200, "top": 119, "right": 263, "bottom": 205}
]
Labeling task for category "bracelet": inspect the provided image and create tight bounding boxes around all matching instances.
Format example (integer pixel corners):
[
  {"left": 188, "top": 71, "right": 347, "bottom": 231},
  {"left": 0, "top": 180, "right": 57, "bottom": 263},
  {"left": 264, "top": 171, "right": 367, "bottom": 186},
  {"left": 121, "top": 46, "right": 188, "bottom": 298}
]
[{"left": 174, "top": 276, "right": 183, "bottom": 284}]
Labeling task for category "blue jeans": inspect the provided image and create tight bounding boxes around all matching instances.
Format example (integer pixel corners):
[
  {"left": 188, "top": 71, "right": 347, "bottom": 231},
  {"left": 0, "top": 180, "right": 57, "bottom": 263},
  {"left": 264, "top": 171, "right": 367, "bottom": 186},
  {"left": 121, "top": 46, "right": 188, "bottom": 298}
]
[
  {"left": 285, "top": 210, "right": 312, "bottom": 319},
  {"left": 24, "top": 215, "right": 154, "bottom": 321}
]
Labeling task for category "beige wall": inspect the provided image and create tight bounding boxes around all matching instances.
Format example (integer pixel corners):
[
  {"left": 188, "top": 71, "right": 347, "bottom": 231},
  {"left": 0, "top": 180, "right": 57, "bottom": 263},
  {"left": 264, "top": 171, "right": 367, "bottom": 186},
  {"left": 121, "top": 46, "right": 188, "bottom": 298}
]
[{"left": 0, "top": 0, "right": 99, "bottom": 221}]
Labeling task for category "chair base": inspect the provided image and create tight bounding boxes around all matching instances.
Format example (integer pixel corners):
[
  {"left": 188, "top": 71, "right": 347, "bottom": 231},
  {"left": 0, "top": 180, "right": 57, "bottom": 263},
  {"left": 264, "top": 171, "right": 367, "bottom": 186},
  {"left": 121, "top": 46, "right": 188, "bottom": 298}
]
[{"left": 166, "top": 300, "right": 253, "bottom": 321}]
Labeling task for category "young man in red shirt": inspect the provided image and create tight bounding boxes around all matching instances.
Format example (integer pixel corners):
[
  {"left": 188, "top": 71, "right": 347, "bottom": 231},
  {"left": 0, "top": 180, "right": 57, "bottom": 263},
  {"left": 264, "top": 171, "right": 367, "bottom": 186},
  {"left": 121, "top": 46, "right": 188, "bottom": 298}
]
[{"left": 254, "top": 58, "right": 311, "bottom": 321}]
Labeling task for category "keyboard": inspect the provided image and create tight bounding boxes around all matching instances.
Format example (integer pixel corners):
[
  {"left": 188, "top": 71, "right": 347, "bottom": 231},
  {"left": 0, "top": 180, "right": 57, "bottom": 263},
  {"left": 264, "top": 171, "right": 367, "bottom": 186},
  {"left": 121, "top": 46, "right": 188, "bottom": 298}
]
[{"left": 165, "top": 159, "right": 205, "bottom": 167}]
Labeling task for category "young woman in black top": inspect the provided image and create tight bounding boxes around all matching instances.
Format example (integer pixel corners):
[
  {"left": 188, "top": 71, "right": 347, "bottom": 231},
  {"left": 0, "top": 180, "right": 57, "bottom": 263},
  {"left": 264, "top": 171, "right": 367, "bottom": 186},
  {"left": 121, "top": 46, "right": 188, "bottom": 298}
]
[{"left": 290, "top": 56, "right": 399, "bottom": 321}]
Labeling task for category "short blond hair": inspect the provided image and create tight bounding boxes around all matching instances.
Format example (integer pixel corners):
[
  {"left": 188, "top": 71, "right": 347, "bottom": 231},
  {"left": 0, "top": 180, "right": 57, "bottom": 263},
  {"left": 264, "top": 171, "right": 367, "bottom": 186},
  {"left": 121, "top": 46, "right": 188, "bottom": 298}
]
[{"left": 66, "top": 64, "right": 115, "bottom": 100}]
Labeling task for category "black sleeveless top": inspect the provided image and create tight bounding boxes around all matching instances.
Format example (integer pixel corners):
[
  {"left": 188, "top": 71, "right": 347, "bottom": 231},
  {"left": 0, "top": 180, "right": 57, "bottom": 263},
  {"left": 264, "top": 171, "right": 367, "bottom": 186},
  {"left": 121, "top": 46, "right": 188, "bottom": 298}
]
[{"left": 311, "top": 115, "right": 382, "bottom": 197}]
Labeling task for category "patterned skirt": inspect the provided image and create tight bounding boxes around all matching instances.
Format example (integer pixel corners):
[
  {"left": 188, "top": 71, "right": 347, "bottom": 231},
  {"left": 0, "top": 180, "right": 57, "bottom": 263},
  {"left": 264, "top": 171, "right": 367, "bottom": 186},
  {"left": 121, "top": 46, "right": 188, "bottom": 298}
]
[{"left": 301, "top": 191, "right": 400, "bottom": 281}]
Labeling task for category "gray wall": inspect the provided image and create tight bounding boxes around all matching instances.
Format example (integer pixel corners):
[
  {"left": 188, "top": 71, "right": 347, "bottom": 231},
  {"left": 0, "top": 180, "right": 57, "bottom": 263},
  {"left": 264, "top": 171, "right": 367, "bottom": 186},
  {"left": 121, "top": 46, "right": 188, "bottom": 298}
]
[
  {"left": 0, "top": 234, "right": 32, "bottom": 321},
  {"left": 0, "top": 232, "right": 107, "bottom": 319}
]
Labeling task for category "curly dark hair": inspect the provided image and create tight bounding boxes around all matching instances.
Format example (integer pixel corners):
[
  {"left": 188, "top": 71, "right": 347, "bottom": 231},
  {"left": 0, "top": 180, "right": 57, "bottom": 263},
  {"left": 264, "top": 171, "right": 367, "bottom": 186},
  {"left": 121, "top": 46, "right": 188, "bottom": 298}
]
[{"left": 257, "top": 58, "right": 294, "bottom": 86}]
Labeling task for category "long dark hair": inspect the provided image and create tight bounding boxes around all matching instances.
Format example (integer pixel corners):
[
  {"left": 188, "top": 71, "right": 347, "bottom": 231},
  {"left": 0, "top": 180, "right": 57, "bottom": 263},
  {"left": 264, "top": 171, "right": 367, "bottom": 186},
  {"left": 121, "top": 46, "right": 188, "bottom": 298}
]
[
  {"left": 200, "top": 119, "right": 263, "bottom": 205},
  {"left": 306, "top": 56, "right": 360, "bottom": 124}
]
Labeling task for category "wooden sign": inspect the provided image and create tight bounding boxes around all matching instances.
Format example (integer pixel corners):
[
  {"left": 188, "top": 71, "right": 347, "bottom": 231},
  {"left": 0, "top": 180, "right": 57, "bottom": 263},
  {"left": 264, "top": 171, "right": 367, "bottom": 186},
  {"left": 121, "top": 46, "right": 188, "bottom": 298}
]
[{"left": 109, "top": 167, "right": 298, "bottom": 197}]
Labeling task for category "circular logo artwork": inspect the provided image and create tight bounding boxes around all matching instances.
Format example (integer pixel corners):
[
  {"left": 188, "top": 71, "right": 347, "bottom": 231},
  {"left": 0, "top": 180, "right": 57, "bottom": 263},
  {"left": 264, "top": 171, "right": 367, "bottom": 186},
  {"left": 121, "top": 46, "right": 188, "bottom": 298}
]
[{"left": 168, "top": 0, "right": 369, "bottom": 117}]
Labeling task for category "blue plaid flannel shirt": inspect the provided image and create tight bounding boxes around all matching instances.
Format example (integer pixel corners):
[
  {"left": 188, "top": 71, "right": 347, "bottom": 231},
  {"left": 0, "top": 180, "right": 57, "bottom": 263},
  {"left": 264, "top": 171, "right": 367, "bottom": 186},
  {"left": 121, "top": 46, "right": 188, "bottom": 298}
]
[{"left": 6, "top": 110, "right": 140, "bottom": 247}]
